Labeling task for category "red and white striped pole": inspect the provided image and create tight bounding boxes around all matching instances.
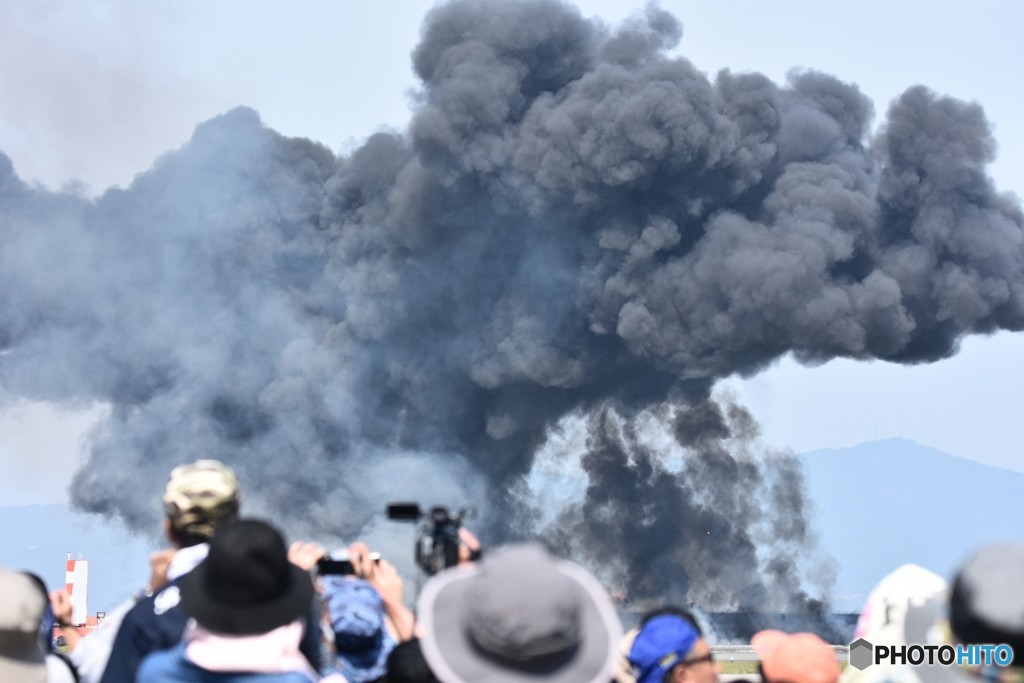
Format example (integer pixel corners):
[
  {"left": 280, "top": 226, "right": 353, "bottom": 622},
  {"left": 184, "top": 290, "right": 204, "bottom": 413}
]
[{"left": 64, "top": 552, "right": 89, "bottom": 626}]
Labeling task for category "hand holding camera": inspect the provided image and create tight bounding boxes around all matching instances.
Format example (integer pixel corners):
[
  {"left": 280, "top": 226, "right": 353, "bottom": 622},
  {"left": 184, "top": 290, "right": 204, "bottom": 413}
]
[
  {"left": 387, "top": 502, "right": 481, "bottom": 575},
  {"left": 288, "top": 541, "right": 327, "bottom": 572},
  {"left": 316, "top": 542, "right": 382, "bottom": 577},
  {"left": 314, "top": 541, "right": 416, "bottom": 642}
]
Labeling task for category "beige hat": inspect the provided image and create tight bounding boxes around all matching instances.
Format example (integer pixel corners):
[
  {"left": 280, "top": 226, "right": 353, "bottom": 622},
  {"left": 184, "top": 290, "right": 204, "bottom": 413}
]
[
  {"left": 163, "top": 459, "right": 241, "bottom": 540},
  {"left": 0, "top": 569, "right": 47, "bottom": 683}
]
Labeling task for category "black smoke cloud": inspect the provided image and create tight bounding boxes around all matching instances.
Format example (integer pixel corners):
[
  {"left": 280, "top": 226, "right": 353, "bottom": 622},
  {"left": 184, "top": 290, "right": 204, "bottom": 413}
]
[
  {"left": 1, "top": 0, "right": 1021, "bottom": 617},
  {"left": 539, "top": 398, "right": 841, "bottom": 639}
]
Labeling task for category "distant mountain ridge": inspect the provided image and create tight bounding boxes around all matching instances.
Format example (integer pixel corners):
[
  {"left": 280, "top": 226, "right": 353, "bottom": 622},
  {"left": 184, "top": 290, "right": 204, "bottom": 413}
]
[
  {"left": 3, "top": 438, "right": 1022, "bottom": 613},
  {"left": 799, "top": 438, "right": 1024, "bottom": 610}
]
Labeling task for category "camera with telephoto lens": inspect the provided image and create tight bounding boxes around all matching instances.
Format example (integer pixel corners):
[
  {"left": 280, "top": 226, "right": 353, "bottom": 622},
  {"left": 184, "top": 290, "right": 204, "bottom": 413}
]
[{"left": 387, "top": 502, "right": 477, "bottom": 576}]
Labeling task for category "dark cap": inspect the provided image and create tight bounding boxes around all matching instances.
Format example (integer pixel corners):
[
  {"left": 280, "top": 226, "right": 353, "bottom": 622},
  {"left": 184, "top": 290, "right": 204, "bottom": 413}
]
[{"left": 950, "top": 542, "right": 1024, "bottom": 662}]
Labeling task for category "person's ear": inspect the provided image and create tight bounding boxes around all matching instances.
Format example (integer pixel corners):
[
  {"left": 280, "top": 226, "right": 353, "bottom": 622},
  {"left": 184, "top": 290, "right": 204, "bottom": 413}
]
[{"left": 164, "top": 517, "right": 178, "bottom": 545}]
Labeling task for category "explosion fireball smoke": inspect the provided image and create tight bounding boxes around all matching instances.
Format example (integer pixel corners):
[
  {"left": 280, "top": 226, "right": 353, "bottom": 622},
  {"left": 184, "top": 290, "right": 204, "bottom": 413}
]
[{"left": 0, "top": 0, "right": 1021, "bottom": 632}]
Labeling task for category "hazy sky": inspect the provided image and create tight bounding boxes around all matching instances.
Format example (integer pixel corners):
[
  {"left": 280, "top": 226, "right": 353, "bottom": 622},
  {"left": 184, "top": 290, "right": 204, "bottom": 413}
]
[{"left": 0, "top": 0, "right": 1021, "bottom": 508}]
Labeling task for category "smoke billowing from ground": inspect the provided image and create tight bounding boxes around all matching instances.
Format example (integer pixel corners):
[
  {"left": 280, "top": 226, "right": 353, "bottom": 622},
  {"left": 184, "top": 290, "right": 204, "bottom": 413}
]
[
  {"left": 1, "top": 0, "right": 1022, "bottom": 626},
  {"left": 536, "top": 397, "right": 841, "bottom": 639}
]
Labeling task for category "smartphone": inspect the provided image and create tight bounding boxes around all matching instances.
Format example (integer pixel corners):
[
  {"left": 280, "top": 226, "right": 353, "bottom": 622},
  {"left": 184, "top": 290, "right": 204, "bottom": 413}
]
[{"left": 317, "top": 552, "right": 381, "bottom": 575}]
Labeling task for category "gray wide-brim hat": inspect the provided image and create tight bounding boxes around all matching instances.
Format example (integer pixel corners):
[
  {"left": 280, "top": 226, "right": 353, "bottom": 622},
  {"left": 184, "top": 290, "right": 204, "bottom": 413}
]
[
  {"left": 0, "top": 637, "right": 46, "bottom": 683},
  {"left": 417, "top": 543, "right": 622, "bottom": 683},
  {"left": 0, "top": 570, "right": 47, "bottom": 683}
]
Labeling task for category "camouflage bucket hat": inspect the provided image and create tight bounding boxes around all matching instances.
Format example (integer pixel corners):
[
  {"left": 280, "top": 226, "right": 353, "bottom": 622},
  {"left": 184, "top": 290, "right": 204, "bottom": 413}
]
[{"left": 163, "top": 460, "right": 241, "bottom": 540}]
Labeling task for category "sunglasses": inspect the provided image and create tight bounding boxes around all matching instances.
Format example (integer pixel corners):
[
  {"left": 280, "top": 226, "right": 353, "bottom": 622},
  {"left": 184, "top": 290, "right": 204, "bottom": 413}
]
[{"left": 681, "top": 653, "right": 716, "bottom": 666}]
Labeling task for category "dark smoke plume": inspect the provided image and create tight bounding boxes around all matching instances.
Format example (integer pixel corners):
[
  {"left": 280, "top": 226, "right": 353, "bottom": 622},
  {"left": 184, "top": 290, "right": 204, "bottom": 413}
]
[
  {"left": 1, "top": 0, "right": 1021, "bottom": 626},
  {"left": 537, "top": 398, "right": 841, "bottom": 640}
]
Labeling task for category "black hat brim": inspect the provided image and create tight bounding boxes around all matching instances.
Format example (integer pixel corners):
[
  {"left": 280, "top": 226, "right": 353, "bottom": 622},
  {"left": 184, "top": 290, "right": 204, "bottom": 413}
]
[{"left": 179, "top": 561, "right": 313, "bottom": 635}]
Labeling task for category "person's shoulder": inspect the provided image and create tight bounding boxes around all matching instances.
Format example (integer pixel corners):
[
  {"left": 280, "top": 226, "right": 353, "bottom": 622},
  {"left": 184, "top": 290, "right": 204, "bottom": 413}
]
[
  {"left": 45, "top": 653, "right": 79, "bottom": 683},
  {"left": 137, "top": 644, "right": 189, "bottom": 680},
  {"left": 317, "top": 674, "right": 348, "bottom": 683},
  {"left": 109, "top": 580, "right": 189, "bottom": 660},
  {"left": 211, "top": 671, "right": 318, "bottom": 683},
  {"left": 150, "top": 581, "right": 186, "bottom": 618},
  {"left": 276, "top": 672, "right": 321, "bottom": 683},
  {"left": 243, "top": 668, "right": 321, "bottom": 682},
  {"left": 124, "top": 580, "right": 186, "bottom": 623}
]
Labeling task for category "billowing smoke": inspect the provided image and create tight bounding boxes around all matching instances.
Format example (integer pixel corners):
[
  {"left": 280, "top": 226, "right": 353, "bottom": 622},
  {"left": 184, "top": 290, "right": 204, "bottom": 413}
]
[
  {"left": 536, "top": 398, "right": 841, "bottom": 639},
  {"left": 1, "top": 0, "right": 1021, "bottom": 624}
]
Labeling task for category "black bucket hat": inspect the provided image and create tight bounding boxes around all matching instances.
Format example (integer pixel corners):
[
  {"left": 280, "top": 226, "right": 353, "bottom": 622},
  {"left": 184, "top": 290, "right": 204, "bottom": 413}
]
[{"left": 179, "top": 518, "right": 313, "bottom": 635}]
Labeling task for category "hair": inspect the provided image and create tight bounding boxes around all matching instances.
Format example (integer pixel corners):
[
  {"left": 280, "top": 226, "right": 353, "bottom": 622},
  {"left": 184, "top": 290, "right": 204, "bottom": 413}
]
[
  {"left": 168, "top": 517, "right": 230, "bottom": 548},
  {"left": 386, "top": 639, "right": 440, "bottom": 683}
]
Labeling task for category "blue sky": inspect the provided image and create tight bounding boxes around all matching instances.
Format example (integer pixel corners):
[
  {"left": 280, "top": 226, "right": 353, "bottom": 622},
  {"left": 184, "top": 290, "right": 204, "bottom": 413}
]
[{"left": 0, "top": 0, "right": 1021, "bottom": 509}]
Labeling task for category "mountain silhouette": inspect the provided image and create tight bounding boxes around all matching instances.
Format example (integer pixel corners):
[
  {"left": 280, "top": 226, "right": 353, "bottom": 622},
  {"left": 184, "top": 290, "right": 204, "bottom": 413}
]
[{"left": 4, "top": 438, "right": 1022, "bottom": 614}]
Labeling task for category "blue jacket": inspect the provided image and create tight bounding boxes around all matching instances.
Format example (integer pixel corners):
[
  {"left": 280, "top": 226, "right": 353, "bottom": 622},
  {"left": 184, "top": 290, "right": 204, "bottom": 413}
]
[
  {"left": 100, "top": 580, "right": 322, "bottom": 683},
  {"left": 100, "top": 580, "right": 191, "bottom": 683},
  {"left": 137, "top": 644, "right": 316, "bottom": 682}
]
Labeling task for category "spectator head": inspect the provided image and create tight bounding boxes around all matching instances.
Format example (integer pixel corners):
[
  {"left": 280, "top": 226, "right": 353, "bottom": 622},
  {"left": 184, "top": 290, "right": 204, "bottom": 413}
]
[
  {"left": 386, "top": 639, "right": 440, "bottom": 683},
  {"left": 628, "top": 610, "right": 718, "bottom": 683},
  {"left": 417, "top": 542, "right": 622, "bottom": 683},
  {"left": 0, "top": 568, "right": 47, "bottom": 683},
  {"left": 751, "top": 630, "right": 840, "bottom": 683},
  {"left": 162, "top": 459, "right": 241, "bottom": 547},
  {"left": 842, "top": 563, "right": 949, "bottom": 683},
  {"left": 178, "top": 518, "right": 312, "bottom": 635},
  {"left": 850, "top": 563, "right": 947, "bottom": 645},
  {"left": 323, "top": 576, "right": 396, "bottom": 682},
  {"left": 950, "top": 542, "right": 1024, "bottom": 664}
]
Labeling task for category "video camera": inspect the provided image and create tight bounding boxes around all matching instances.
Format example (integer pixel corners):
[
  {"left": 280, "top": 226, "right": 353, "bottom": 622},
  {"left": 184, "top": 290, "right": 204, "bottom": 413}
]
[{"left": 387, "top": 502, "right": 476, "bottom": 576}]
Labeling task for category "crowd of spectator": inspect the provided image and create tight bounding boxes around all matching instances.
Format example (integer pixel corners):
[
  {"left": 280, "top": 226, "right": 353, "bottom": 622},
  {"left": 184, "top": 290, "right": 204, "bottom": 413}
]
[{"left": 2, "top": 458, "right": 1022, "bottom": 683}]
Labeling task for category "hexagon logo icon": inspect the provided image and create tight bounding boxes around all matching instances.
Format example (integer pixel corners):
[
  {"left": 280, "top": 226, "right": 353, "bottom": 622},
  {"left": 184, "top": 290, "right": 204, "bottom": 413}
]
[{"left": 850, "top": 638, "right": 874, "bottom": 670}]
